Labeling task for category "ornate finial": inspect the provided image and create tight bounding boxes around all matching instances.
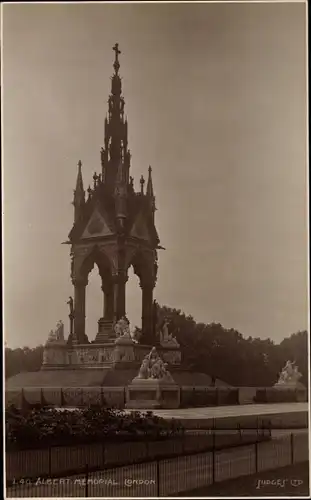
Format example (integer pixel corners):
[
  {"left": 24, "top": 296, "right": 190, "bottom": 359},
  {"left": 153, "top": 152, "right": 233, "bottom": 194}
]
[
  {"left": 112, "top": 43, "right": 121, "bottom": 74},
  {"left": 146, "top": 165, "right": 154, "bottom": 199},
  {"left": 73, "top": 160, "right": 85, "bottom": 220},
  {"left": 87, "top": 185, "right": 92, "bottom": 199},
  {"left": 129, "top": 176, "right": 134, "bottom": 188},
  {"left": 100, "top": 147, "right": 105, "bottom": 167},
  {"left": 93, "top": 172, "right": 97, "bottom": 188},
  {"left": 140, "top": 175, "right": 145, "bottom": 194}
]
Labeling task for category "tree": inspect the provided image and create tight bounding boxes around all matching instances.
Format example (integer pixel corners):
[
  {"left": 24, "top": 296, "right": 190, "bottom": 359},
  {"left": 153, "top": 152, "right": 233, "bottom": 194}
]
[{"left": 5, "top": 345, "right": 44, "bottom": 379}]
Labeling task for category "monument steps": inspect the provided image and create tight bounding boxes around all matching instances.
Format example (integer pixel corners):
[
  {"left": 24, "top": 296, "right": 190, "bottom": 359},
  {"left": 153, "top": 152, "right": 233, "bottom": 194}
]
[{"left": 6, "top": 369, "right": 110, "bottom": 389}]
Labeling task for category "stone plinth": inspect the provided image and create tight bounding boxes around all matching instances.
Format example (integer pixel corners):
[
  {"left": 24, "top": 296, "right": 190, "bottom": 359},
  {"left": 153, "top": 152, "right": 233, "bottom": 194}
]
[
  {"left": 273, "top": 383, "right": 307, "bottom": 402},
  {"left": 42, "top": 341, "right": 69, "bottom": 367},
  {"left": 126, "top": 378, "right": 180, "bottom": 409}
]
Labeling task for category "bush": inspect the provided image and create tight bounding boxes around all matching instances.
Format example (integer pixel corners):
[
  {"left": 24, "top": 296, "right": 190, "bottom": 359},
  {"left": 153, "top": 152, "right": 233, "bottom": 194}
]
[{"left": 5, "top": 406, "right": 184, "bottom": 450}]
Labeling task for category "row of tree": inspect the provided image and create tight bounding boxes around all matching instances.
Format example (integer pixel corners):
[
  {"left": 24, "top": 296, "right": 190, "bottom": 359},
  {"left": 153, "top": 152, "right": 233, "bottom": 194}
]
[
  {"left": 5, "top": 304, "right": 308, "bottom": 388},
  {"left": 157, "top": 306, "right": 308, "bottom": 387}
]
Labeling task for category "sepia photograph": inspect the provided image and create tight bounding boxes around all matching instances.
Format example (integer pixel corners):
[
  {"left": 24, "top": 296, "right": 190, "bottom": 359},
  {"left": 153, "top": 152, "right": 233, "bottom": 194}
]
[{"left": 2, "top": 1, "right": 309, "bottom": 498}]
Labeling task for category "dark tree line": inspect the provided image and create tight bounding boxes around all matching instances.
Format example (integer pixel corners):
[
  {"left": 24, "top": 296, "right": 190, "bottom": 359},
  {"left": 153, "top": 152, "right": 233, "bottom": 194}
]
[
  {"left": 156, "top": 305, "right": 308, "bottom": 388},
  {"left": 5, "top": 305, "right": 308, "bottom": 388},
  {"left": 5, "top": 345, "right": 44, "bottom": 380}
]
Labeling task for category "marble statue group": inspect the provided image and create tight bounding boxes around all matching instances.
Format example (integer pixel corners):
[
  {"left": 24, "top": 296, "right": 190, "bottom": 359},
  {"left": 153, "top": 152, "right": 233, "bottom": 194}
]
[
  {"left": 136, "top": 346, "right": 174, "bottom": 382},
  {"left": 47, "top": 320, "right": 65, "bottom": 343},
  {"left": 113, "top": 316, "right": 141, "bottom": 343},
  {"left": 275, "top": 360, "right": 302, "bottom": 387},
  {"left": 158, "top": 318, "right": 179, "bottom": 347}
]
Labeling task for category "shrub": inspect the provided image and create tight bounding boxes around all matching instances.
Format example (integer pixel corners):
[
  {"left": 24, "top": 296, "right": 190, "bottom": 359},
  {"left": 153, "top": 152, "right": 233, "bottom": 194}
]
[{"left": 5, "top": 406, "right": 183, "bottom": 450}]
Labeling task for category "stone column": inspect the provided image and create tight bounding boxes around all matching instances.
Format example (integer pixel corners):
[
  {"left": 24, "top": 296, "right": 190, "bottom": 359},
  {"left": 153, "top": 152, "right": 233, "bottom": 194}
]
[
  {"left": 73, "top": 278, "right": 88, "bottom": 343},
  {"left": 140, "top": 282, "right": 155, "bottom": 345},
  {"left": 101, "top": 280, "right": 114, "bottom": 321},
  {"left": 113, "top": 273, "right": 128, "bottom": 320}
]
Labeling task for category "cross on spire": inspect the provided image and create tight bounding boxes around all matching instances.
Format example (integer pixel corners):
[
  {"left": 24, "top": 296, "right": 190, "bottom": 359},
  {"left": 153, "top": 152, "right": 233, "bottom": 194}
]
[
  {"left": 113, "top": 43, "right": 121, "bottom": 59},
  {"left": 113, "top": 43, "right": 121, "bottom": 74}
]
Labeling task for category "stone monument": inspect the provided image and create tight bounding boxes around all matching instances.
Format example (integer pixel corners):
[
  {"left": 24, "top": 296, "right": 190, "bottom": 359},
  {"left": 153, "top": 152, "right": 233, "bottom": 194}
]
[
  {"left": 126, "top": 347, "right": 180, "bottom": 409},
  {"left": 6, "top": 44, "right": 218, "bottom": 407}
]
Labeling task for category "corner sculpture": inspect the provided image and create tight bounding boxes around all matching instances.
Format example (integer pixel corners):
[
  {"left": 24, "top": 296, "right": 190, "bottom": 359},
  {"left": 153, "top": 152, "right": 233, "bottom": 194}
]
[
  {"left": 135, "top": 347, "right": 174, "bottom": 382},
  {"left": 159, "top": 318, "right": 180, "bottom": 347},
  {"left": 114, "top": 316, "right": 132, "bottom": 339},
  {"left": 113, "top": 317, "right": 142, "bottom": 344},
  {"left": 275, "top": 360, "right": 302, "bottom": 387},
  {"left": 47, "top": 320, "right": 65, "bottom": 343},
  {"left": 126, "top": 346, "right": 179, "bottom": 409}
]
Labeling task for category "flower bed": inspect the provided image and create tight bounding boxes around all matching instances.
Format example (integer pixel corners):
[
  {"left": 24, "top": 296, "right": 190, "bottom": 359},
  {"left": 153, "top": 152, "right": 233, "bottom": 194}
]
[{"left": 6, "top": 405, "right": 184, "bottom": 450}]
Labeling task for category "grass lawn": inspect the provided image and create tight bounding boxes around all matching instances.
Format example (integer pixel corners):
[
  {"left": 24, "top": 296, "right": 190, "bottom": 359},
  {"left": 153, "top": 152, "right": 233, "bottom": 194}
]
[{"left": 178, "top": 462, "right": 309, "bottom": 496}]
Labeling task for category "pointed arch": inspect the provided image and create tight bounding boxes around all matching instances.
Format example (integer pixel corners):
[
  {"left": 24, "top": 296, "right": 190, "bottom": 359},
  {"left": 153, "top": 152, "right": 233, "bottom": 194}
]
[{"left": 78, "top": 245, "right": 113, "bottom": 283}]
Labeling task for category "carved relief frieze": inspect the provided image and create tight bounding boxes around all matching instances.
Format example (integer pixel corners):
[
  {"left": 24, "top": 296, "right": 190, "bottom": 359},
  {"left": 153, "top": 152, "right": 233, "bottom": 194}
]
[
  {"left": 134, "top": 347, "right": 150, "bottom": 363},
  {"left": 42, "top": 346, "right": 69, "bottom": 366},
  {"left": 76, "top": 348, "right": 100, "bottom": 364},
  {"left": 99, "top": 347, "right": 114, "bottom": 363},
  {"left": 113, "top": 345, "right": 135, "bottom": 363}
]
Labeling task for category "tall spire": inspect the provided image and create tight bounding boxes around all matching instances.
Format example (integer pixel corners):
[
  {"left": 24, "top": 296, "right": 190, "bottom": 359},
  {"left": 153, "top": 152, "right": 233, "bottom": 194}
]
[
  {"left": 73, "top": 160, "right": 85, "bottom": 222},
  {"left": 101, "top": 43, "right": 130, "bottom": 189},
  {"left": 146, "top": 165, "right": 156, "bottom": 215},
  {"left": 146, "top": 166, "right": 154, "bottom": 198}
]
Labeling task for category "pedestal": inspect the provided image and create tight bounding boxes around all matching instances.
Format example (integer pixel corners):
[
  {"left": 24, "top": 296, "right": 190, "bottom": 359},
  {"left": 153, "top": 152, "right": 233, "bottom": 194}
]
[
  {"left": 113, "top": 336, "right": 136, "bottom": 365},
  {"left": 273, "top": 383, "right": 307, "bottom": 402},
  {"left": 42, "top": 342, "right": 69, "bottom": 368},
  {"left": 95, "top": 318, "right": 115, "bottom": 344},
  {"left": 126, "top": 378, "right": 180, "bottom": 409}
]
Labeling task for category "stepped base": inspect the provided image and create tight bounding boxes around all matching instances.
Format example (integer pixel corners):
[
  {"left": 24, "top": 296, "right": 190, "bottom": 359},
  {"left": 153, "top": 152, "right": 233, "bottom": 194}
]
[
  {"left": 94, "top": 318, "right": 115, "bottom": 344},
  {"left": 126, "top": 378, "right": 180, "bottom": 409}
]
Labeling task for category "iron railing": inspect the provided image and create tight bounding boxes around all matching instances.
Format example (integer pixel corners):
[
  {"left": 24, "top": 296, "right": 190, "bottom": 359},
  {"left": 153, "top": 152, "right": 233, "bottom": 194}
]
[{"left": 6, "top": 430, "right": 308, "bottom": 497}]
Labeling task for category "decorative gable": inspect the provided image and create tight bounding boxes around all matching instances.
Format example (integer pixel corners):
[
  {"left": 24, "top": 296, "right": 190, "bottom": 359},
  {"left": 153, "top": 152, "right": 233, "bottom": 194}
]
[
  {"left": 130, "top": 212, "right": 150, "bottom": 241},
  {"left": 81, "top": 208, "right": 113, "bottom": 239}
]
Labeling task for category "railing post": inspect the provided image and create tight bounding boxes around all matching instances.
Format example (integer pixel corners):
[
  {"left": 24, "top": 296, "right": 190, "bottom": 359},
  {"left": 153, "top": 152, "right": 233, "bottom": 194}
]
[
  {"left": 102, "top": 442, "right": 105, "bottom": 467},
  {"left": 237, "top": 423, "right": 242, "bottom": 441},
  {"left": 212, "top": 418, "right": 216, "bottom": 484},
  {"left": 60, "top": 388, "right": 65, "bottom": 407},
  {"left": 85, "top": 464, "right": 89, "bottom": 497},
  {"left": 290, "top": 433, "right": 294, "bottom": 464},
  {"left": 48, "top": 446, "right": 52, "bottom": 476},
  {"left": 156, "top": 459, "right": 160, "bottom": 497},
  {"left": 255, "top": 440, "right": 258, "bottom": 473}
]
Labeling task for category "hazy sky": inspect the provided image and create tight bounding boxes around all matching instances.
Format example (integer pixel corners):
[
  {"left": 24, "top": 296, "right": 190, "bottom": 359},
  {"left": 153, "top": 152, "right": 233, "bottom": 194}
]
[{"left": 3, "top": 2, "right": 308, "bottom": 348}]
